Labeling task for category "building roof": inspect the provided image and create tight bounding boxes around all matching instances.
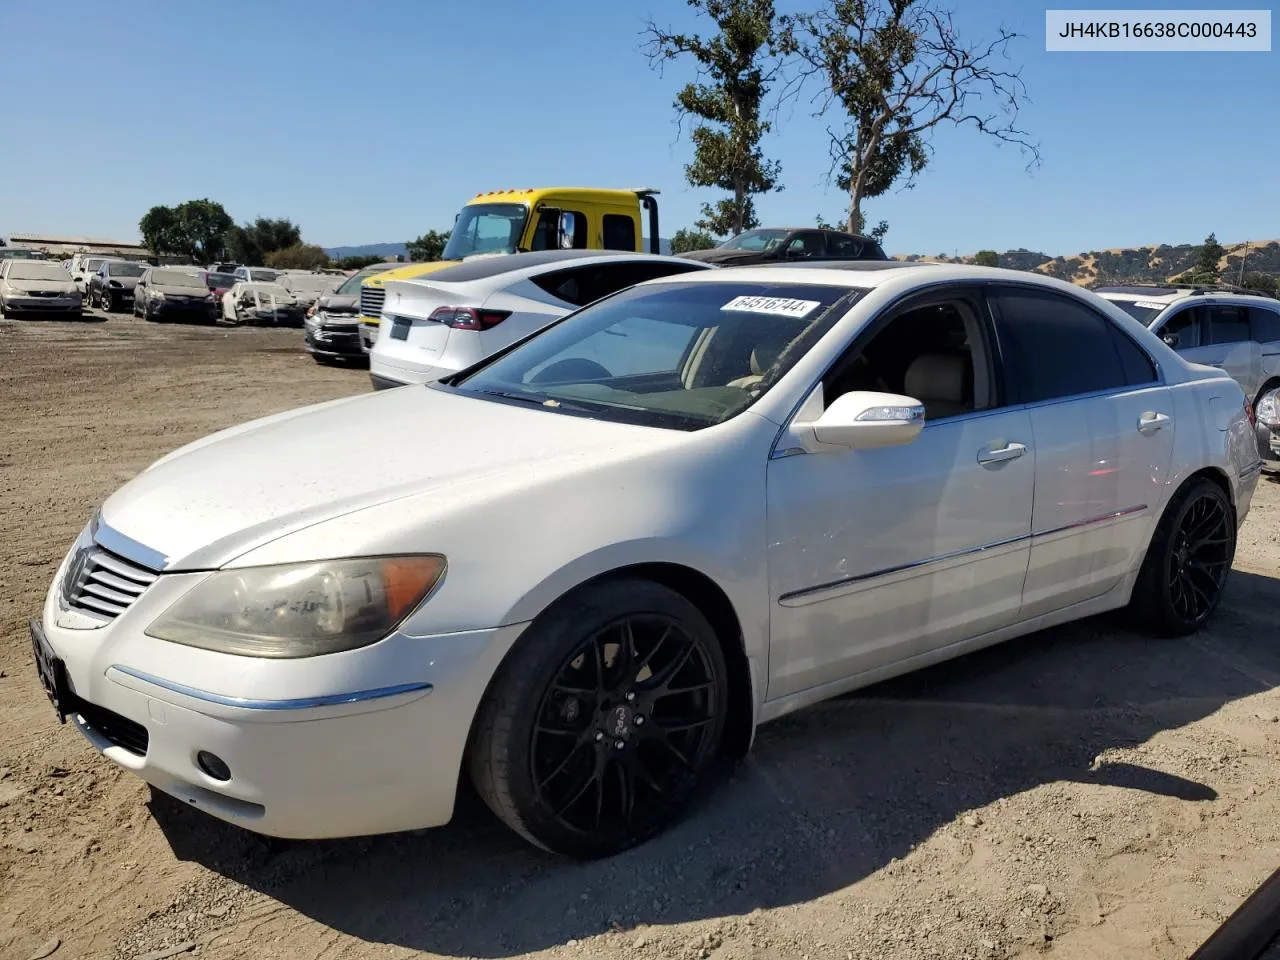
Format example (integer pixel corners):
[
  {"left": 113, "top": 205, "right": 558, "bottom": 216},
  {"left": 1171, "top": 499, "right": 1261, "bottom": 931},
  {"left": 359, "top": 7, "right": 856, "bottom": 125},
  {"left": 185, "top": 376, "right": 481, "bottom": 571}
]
[{"left": 6, "top": 233, "right": 147, "bottom": 248}]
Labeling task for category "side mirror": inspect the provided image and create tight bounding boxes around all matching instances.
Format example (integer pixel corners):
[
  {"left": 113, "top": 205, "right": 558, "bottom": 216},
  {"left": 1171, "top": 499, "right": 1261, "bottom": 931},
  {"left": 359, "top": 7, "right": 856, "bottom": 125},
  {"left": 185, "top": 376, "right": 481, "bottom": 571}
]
[
  {"left": 1161, "top": 333, "right": 1178, "bottom": 348},
  {"left": 799, "top": 391, "right": 925, "bottom": 451}
]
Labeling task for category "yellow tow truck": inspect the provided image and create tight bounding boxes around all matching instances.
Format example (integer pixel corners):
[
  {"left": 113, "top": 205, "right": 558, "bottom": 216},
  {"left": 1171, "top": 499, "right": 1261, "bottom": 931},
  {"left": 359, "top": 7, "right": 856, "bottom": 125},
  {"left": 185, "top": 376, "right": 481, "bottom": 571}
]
[{"left": 359, "top": 186, "right": 661, "bottom": 350}]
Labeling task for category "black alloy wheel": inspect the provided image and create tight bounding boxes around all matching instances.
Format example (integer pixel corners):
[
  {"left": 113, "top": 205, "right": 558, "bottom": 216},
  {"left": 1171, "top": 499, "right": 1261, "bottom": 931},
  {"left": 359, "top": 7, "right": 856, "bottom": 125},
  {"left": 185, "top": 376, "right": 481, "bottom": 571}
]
[
  {"left": 1131, "top": 477, "right": 1235, "bottom": 635},
  {"left": 470, "top": 579, "right": 728, "bottom": 858},
  {"left": 101, "top": 289, "right": 115, "bottom": 312}
]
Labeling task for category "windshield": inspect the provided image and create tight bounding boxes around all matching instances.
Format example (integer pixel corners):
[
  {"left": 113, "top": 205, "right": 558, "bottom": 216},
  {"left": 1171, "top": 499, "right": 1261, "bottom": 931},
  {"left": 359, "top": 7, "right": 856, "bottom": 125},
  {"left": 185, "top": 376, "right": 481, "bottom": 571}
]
[
  {"left": 454, "top": 281, "right": 859, "bottom": 431},
  {"left": 8, "top": 262, "right": 71, "bottom": 281},
  {"left": 441, "top": 203, "right": 527, "bottom": 260},
  {"left": 108, "top": 262, "right": 146, "bottom": 278},
  {"left": 248, "top": 268, "right": 280, "bottom": 282},
  {"left": 84, "top": 258, "right": 106, "bottom": 272},
  {"left": 718, "top": 229, "right": 789, "bottom": 252},
  {"left": 1105, "top": 298, "right": 1166, "bottom": 327},
  {"left": 336, "top": 264, "right": 397, "bottom": 295},
  {"left": 152, "top": 270, "right": 207, "bottom": 289}
]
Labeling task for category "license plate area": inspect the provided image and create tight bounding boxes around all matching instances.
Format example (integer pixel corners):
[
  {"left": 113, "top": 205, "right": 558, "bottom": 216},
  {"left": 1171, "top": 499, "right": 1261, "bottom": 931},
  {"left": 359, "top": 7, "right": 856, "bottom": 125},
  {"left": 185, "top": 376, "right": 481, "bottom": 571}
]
[
  {"left": 390, "top": 317, "right": 411, "bottom": 341},
  {"left": 30, "top": 619, "right": 77, "bottom": 724}
]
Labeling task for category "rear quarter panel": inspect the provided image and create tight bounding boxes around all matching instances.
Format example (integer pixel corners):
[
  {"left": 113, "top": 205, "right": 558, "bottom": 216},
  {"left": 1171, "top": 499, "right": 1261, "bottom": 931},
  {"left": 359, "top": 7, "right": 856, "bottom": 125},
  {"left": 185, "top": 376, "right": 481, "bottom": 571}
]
[{"left": 1167, "top": 373, "right": 1261, "bottom": 525}]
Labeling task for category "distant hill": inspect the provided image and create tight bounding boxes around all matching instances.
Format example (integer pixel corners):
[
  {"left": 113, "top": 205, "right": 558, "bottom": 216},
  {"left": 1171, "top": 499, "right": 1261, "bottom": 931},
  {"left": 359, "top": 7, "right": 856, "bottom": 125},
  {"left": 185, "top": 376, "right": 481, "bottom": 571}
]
[
  {"left": 324, "top": 238, "right": 675, "bottom": 260},
  {"left": 898, "top": 238, "right": 1280, "bottom": 286}
]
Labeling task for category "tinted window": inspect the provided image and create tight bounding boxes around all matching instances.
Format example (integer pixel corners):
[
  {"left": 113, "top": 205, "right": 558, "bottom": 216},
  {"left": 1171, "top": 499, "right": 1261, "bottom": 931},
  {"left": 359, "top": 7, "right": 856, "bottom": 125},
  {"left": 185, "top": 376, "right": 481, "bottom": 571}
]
[
  {"left": 826, "top": 233, "right": 867, "bottom": 258},
  {"left": 1251, "top": 307, "right": 1280, "bottom": 343},
  {"left": 1107, "top": 299, "right": 1166, "bottom": 327},
  {"left": 1158, "top": 307, "right": 1201, "bottom": 349},
  {"left": 1109, "top": 327, "right": 1158, "bottom": 385},
  {"left": 531, "top": 260, "right": 708, "bottom": 308},
  {"left": 992, "top": 289, "right": 1147, "bottom": 403},
  {"left": 1206, "top": 306, "right": 1252, "bottom": 344},
  {"left": 602, "top": 214, "right": 636, "bottom": 251},
  {"left": 782, "top": 232, "right": 826, "bottom": 259}
]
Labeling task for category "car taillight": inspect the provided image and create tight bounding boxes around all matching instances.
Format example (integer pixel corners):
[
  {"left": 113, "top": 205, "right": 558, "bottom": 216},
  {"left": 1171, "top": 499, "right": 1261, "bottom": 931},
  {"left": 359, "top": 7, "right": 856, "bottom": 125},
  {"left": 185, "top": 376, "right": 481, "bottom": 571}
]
[{"left": 428, "top": 306, "right": 511, "bottom": 331}]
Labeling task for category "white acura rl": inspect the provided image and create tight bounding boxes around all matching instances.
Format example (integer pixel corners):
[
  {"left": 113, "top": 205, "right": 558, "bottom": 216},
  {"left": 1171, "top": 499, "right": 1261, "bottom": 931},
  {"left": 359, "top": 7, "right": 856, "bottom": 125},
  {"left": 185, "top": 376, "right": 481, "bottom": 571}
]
[{"left": 32, "top": 263, "right": 1262, "bottom": 858}]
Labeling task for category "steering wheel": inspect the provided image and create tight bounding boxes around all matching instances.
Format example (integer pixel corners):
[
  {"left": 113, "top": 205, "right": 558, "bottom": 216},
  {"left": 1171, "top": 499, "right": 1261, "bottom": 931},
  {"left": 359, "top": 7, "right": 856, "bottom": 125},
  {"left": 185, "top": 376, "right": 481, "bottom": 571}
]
[{"left": 528, "top": 358, "right": 613, "bottom": 384}]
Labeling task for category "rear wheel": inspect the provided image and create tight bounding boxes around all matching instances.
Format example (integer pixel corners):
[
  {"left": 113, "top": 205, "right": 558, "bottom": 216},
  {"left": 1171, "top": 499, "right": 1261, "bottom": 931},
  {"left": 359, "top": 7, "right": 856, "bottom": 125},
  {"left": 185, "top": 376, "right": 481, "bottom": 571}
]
[
  {"left": 469, "top": 579, "right": 728, "bottom": 858},
  {"left": 1130, "top": 477, "right": 1235, "bottom": 636}
]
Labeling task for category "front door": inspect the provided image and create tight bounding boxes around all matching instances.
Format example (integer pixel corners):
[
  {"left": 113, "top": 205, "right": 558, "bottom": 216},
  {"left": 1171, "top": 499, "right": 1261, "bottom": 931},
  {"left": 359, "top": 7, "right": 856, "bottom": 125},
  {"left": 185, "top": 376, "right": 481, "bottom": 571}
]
[
  {"left": 988, "top": 285, "right": 1177, "bottom": 617},
  {"left": 766, "top": 286, "right": 1035, "bottom": 699}
]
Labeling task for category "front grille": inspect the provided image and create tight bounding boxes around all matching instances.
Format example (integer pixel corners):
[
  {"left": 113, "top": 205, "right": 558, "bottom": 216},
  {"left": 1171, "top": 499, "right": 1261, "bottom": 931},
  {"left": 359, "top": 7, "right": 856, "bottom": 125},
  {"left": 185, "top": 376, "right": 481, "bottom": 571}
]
[
  {"left": 62, "top": 544, "right": 159, "bottom": 622},
  {"left": 359, "top": 285, "right": 385, "bottom": 317},
  {"left": 30, "top": 290, "right": 61, "bottom": 298},
  {"left": 77, "top": 700, "right": 149, "bottom": 756}
]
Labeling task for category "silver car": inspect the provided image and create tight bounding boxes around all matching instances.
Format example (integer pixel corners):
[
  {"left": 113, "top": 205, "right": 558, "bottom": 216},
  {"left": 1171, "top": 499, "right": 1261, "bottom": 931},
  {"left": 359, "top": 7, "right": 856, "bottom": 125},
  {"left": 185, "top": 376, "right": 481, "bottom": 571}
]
[
  {"left": 0, "top": 259, "right": 83, "bottom": 317},
  {"left": 1096, "top": 283, "right": 1280, "bottom": 464}
]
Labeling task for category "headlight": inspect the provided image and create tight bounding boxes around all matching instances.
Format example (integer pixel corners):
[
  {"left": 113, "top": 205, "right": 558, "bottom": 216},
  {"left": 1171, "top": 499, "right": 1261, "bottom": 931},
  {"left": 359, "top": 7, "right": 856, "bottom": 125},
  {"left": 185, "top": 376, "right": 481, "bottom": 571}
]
[
  {"left": 151, "top": 290, "right": 166, "bottom": 300},
  {"left": 146, "top": 555, "right": 446, "bottom": 658},
  {"left": 1257, "top": 391, "right": 1280, "bottom": 429}
]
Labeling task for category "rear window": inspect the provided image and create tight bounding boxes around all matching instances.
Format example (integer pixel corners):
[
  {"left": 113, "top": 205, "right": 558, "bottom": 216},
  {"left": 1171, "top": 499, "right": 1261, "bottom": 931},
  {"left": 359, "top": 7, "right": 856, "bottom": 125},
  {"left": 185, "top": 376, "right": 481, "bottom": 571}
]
[
  {"left": 1251, "top": 307, "right": 1280, "bottom": 343},
  {"left": 207, "top": 272, "right": 237, "bottom": 289}
]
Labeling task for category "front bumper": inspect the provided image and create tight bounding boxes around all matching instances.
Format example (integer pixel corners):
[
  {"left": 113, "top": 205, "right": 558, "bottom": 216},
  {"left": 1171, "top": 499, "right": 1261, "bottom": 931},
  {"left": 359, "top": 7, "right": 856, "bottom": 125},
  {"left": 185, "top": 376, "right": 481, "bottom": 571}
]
[
  {"left": 150, "top": 299, "right": 218, "bottom": 320},
  {"left": 359, "top": 319, "right": 378, "bottom": 352},
  {"left": 36, "top": 548, "right": 526, "bottom": 839},
  {"left": 305, "top": 322, "right": 365, "bottom": 358},
  {"left": 4, "top": 296, "right": 81, "bottom": 312}
]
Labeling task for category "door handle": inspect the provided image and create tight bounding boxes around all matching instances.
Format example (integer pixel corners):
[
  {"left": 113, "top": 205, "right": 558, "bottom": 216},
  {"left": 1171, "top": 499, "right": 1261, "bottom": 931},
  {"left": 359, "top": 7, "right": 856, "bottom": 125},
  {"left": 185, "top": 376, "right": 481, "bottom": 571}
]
[
  {"left": 977, "top": 441, "right": 1027, "bottom": 465},
  {"left": 1138, "top": 411, "right": 1172, "bottom": 434}
]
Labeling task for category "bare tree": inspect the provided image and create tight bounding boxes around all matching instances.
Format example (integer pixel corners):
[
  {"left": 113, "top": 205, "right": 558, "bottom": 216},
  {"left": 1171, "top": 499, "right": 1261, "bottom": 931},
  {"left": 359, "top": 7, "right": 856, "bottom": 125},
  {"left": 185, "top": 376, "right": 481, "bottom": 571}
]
[
  {"left": 780, "top": 0, "right": 1039, "bottom": 234},
  {"left": 645, "top": 0, "right": 783, "bottom": 237}
]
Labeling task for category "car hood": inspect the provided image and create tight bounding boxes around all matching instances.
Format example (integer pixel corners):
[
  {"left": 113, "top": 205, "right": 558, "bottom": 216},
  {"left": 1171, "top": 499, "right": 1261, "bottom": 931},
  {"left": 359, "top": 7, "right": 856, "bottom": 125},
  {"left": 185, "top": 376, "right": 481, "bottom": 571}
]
[
  {"left": 678, "top": 248, "right": 762, "bottom": 264},
  {"left": 153, "top": 283, "right": 209, "bottom": 296},
  {"left": 99, "top": 385, "right": 673, "bottom": 570},
  {"left": 4, "top": 278, "right": 77, "bottom": 294},
  {"left": 316, "top": 293, "right": 358, "bottom": 313}
]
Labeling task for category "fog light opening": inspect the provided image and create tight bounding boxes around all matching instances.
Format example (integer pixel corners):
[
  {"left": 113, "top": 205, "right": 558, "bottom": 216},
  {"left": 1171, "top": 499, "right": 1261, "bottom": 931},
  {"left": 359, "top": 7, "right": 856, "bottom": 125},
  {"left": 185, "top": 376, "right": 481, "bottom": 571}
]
[{"left": 196, "top": 750, "right": 231, "bottom": 782}]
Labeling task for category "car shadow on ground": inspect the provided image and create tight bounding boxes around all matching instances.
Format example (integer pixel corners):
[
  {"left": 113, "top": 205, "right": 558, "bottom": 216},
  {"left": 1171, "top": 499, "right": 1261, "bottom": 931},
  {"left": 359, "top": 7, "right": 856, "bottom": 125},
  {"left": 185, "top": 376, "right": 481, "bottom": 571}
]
[{"left": 150, "top": 568, "right": 1280, "bottom": 958}]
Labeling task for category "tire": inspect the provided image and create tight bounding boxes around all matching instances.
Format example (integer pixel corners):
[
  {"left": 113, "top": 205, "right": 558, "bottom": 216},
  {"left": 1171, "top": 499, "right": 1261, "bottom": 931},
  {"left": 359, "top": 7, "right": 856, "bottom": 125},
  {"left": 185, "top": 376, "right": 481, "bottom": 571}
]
[
  {"left": 1129, "top": 476, "right": 1235, "bottom": 636},
  {"left": 468, "top": 578, "right": 728, "bottom": 859},
  {"left": 143, "top": 301, "right": 157, "bottom": 322},
  {"left": 101, "top": 290, "right": 115, "bottom": 313}
]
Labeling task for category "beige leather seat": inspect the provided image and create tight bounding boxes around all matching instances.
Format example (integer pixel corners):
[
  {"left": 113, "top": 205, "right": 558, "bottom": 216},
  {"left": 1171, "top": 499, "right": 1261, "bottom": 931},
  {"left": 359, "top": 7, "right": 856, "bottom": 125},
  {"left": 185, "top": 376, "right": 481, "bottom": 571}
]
[
  {"left": 728, "top": 341, "right": 787, "bottom": 390},
  {"left": 904, "top": 353, "right": 971, "bottom": 420}
]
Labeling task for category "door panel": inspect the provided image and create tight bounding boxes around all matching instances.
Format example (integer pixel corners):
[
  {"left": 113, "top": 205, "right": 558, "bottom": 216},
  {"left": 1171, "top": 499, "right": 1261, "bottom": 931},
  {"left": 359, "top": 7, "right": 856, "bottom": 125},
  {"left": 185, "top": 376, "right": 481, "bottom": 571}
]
[
  {"left": 766, "top": 409, "right": 1034, "bottom": 699},
  {"left": 1020, "top": 386, "right": 1176, "bottom": 617}
]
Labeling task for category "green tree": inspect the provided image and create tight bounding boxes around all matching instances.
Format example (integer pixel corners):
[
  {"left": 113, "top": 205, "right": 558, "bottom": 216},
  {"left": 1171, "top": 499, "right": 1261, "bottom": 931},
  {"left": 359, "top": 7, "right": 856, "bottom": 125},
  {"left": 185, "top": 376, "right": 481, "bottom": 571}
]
[
  {"left": 972, "top": 249, "right": 1000, "bottom": 267},
  {"left": 670, "top": 228, "right": 720, "bottom": 253},
  {"left": 406, "top": 230, "right": 451, "bottom": 262},
  {"left": 1242, "top": 271, "right": 1278, "bottom": 296},
  {"left": 138, "top": 199, "right": 233, "bottom": 262},
  {"left": 333, "top": 254, "right": 386, "bottom": 270},
  {"left": 781, "top": 0, "right": 1038, "bottom": 234},
  {"left": 264, "top": 243, "right": 330, "bottom": 271},
  {"left": 817, "top": 210, "right": 888, "bottom": 242},
  {"left": 645, "top": 0, "right": 782, "bottom": 236},
  {"left": 1191, "top": 232, "right": 1226, "bottom": 281},
  {"left": 225, "top": 218, "right": 303, "bottom": 266}
]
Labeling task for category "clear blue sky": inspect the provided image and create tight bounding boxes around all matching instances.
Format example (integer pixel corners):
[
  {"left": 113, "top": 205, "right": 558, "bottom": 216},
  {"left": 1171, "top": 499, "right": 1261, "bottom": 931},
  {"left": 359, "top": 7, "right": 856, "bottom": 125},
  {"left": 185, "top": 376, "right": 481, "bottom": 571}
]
[{"left": 1, "top": 0, "right": 1274, "bottom": 256}]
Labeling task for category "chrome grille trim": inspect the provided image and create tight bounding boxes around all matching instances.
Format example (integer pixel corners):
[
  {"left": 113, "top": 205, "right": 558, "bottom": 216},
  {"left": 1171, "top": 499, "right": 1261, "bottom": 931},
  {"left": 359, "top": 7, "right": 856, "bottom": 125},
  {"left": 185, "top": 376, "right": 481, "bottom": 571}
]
[
  {"left": 62, "top": 543, "right": 160, "bottom": 622},
  {"left": 359, "top": 285, "right": 386, "bottom": 317}
]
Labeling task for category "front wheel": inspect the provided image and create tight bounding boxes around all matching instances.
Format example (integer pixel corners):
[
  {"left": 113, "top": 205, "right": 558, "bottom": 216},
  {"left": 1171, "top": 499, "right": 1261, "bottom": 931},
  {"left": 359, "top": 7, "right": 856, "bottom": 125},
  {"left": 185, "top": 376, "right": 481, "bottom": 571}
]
[
  {"left": 468, "top": 579, "right": 728, "bottom": 859},
  {"left": 1129, "top": 477, "right": 1235, "bottom": 636},
  {"left": 101, "top": 290, "right": 115, "bottom": 312}
]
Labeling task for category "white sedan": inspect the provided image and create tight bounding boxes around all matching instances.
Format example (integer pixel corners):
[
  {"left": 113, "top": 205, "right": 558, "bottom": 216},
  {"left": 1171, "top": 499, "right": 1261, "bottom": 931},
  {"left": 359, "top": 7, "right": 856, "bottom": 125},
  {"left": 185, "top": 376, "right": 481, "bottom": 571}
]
[
  {"left": 368, "top": 250, "right": 711, "bottom": 389},
  {"left": 32, "top": 263, "right": 1261, "bottom": 858}
]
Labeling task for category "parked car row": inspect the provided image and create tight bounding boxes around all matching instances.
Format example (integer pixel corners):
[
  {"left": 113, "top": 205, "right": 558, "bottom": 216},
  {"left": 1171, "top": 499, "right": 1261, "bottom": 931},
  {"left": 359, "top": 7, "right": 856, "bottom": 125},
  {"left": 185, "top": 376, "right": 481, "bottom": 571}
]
[{"left": 32, "top": 258, "right": 1264, "bottom": 859}]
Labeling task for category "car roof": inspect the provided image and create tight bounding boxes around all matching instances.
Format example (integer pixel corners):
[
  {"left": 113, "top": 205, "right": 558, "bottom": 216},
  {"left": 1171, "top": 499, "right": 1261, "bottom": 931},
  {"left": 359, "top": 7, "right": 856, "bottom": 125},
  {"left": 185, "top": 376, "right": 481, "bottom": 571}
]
[{"left": 401, "top": 250, "right": 706, "bottom": 286}]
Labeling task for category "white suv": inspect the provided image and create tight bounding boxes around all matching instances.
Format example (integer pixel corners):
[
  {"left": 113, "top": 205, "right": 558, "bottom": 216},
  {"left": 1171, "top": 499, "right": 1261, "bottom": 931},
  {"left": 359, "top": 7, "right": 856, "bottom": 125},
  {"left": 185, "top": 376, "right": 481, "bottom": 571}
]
[{"left": 1095, "top": 283, "right": 1280, "bottom": 467}]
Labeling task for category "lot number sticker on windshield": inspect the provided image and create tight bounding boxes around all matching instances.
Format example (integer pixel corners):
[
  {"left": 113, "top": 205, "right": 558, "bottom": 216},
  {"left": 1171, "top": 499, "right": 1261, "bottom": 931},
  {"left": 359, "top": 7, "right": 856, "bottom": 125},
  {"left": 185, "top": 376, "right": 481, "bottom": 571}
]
[{"left": 721, "top": 295, "right": 821, "bottom": 318}]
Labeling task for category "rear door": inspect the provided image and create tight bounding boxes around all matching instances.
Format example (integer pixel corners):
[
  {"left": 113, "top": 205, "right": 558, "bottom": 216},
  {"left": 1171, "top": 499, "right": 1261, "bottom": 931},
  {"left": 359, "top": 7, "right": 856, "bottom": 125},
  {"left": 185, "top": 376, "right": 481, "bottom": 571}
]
[
  {"left": 1251, "top": 304, "right": 1280, "bottom": 394},
  {"left": 1203, "top": 303, "right": 1261, "bottom": 398},
  {"left": 988, "top": 285, "right": 1175, "bottom": 618}
]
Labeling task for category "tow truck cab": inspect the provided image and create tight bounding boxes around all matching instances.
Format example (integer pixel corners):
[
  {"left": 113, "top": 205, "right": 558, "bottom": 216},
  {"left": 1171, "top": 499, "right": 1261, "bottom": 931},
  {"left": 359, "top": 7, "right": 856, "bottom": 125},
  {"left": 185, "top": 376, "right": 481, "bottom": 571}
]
[{"left": 358, "top": 187, "right": 660, "bottom": 348}]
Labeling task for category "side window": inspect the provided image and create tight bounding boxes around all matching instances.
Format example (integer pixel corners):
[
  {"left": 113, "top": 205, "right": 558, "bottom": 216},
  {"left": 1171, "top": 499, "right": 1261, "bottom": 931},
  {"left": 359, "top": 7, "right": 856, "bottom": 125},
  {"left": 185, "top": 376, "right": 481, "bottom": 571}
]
[
  {"left": 992, "top": 288, "right": 1146, "bottom": 403},
  {"left": 1250, "top": 307, "right": 1280, "bottom": 344},
  {"left": 602, "top": 214, "right": 637, "bottom": 251},
  {"left": 782, "top": 231, "right": 826, "bottom": 259},
  {"left": 823, "top": 292, "right": 994, "bottom": 421},
  {"left": 1206, "top": 306, "right": 1252, "bottom": 344},
  {"left": 1109, "top": 327, "right": 1158, "bottom": 385},
  {"left": 826, "top": 233, "right": 866, "bottom": 259},
  {"left": 1157, "top": 308, "right": 1201, "bottom": 349},
  {"left": 530, "top": 209, "right": 587, "bottom": 251}
]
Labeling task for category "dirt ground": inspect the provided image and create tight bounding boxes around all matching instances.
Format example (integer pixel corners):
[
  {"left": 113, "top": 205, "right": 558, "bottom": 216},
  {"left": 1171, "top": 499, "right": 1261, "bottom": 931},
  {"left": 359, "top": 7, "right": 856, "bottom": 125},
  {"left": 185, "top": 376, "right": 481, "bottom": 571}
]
[{"left": 2, "top": 309, "right": 1280, "bottom": 960}]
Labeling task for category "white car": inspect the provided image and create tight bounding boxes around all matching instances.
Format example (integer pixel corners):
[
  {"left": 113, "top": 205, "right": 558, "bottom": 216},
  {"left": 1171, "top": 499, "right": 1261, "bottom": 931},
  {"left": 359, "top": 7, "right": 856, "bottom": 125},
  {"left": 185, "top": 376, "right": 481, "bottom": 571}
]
[
  {"left": 31, "top": 263, "right": 1261, "bottom": 858},
  {"left": 1093, "top": 283, "right": 1280, "bottom": 468},
  {"left": 222, "top": 281, "right": 305, "bottom": 326},
  {"left": 368, "top": 250, "right": 711, "bottom": 389},
  {"left": 232, "top": 266, "right": 281, "bottom": 284}
]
